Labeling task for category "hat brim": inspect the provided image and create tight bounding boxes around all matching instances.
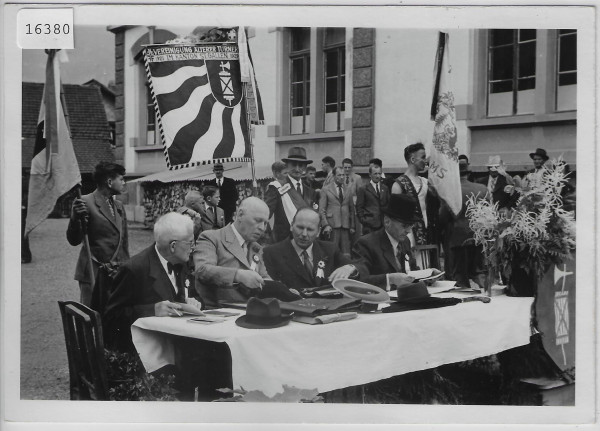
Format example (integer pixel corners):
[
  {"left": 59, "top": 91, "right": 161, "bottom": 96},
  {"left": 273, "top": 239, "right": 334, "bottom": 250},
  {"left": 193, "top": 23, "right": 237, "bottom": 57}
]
[
  {"left": 332, "top": 279, "right": 390, "bottom": 304},
  {"left": 235, "top": 312, "right": 293, "bottom": 329},
  {"left": 282, "top": 157, "right": 313, "bottom": 164},
  {"left": 382, "top": 211, "right": 421, "bottom": 224},
  {"left": 529, "top": 153, "right": 549, "bottom": 161}
]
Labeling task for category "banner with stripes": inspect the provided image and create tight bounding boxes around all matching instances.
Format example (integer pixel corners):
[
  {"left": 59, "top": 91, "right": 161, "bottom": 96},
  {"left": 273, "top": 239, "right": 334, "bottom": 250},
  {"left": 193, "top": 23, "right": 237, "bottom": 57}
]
[{"left": 144, "top": 43, "right": 252, "bottom": 170}]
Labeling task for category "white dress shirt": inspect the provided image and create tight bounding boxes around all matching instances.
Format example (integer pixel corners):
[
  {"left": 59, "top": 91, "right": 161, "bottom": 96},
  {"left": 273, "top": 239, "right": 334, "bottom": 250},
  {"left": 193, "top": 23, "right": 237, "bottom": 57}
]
[
  {"left": 154, "top": 244, "right": 182, "bottom": 297},
  {"left": 288, "top": 175, "right": 303, "bottom": 195}
]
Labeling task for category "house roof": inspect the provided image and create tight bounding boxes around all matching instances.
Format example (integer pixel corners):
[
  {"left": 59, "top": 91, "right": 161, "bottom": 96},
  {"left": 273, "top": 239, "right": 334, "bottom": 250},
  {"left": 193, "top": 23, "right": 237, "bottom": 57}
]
[{"left": 22, "top": 82, "right": 114, "bottom": 173}]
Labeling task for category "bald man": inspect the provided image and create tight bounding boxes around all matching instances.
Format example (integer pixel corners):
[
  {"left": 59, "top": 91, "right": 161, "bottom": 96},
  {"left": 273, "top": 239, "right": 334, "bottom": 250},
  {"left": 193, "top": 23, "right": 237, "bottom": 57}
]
[
  {"left": 193, "top": 197, "right": 300, "bottom": 307},
  {"left": 177, "top": 189, "right": 204, "bottom": 240}
]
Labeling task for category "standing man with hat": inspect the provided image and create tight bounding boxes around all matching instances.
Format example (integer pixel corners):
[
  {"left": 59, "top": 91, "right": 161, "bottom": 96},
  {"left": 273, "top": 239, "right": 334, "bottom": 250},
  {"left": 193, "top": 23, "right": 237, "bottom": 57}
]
[
  {"left": 476, "top": 155, "right": 517, "bottom": 210},
  {"left": 440, "top": 158, "right": 489, "bottom": 288},
  {"left": 264, "top": 147, "right": 318, "bottom": 243},
  {"left": 205, "top": 163, "right": 238, "bottom": 224},
  {"left": 521, "top": 148, "right": 550, "bottom": 191},
  {"left": 353, "top": 194, "right": 441, "bottom": 290}
]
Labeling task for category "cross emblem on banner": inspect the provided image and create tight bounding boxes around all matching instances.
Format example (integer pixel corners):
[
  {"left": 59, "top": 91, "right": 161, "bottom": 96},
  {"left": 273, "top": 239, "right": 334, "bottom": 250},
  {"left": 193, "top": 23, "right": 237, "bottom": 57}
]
[
  {"left": 553, "top": 263, "right": 574, "bottom": 365},
  {"left": 219, "top": 61, "right": 234, "bottom": 105}
]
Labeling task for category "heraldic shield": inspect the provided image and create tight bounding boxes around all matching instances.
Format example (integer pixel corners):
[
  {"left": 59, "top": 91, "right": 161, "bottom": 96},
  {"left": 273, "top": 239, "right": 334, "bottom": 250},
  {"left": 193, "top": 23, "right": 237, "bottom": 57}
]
[{"left": 206, "top": 59, "right": 243, "bottom": 108}]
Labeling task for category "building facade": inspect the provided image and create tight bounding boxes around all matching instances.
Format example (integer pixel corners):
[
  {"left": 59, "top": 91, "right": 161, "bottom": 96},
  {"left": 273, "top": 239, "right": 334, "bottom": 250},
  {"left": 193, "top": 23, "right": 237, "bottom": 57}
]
[{"left": 109, "top": 26, "right": 576, "bottom": 219}]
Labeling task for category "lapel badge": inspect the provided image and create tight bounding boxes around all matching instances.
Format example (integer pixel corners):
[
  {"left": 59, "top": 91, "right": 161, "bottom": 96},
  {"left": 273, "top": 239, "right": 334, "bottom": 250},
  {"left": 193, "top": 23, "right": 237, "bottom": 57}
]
[
  {"left": 185, "top": 278, "right": 191, "bottom": 288},
  {"left": 316, "top": 260, "right": 325, "bottom": 279}
]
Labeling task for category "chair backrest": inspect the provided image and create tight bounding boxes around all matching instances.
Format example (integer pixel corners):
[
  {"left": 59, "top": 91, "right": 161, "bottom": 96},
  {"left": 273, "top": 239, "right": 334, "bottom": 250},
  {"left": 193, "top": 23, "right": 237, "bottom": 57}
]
[
  {"left": 414, "top": 244, "right": 440, "bottom": 270},
  {"left": 58, "top": 301, "right": 109, "bottom": 400}
]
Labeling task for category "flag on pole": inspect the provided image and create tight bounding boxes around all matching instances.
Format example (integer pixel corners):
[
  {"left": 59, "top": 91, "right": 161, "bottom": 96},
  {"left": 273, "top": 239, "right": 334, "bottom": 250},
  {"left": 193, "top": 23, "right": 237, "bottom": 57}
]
[
  {"left": 429, "top": 32, "right": 461, "bottom": 216},
  {"left": 144, "top": 38, "right": 252, "bottom": 170},
  {"left": 237, "top": 26, "right": 265, "bottom": 125},
  {"left": 25, "top": 50, "right": 81, "bottom": 236}
]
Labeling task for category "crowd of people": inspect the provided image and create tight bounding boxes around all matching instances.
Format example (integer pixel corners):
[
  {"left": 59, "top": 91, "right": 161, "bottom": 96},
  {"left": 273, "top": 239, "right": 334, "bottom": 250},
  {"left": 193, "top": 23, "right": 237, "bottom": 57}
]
[{"left": 64, "top": 144, "right": 574, "bottom": 395}]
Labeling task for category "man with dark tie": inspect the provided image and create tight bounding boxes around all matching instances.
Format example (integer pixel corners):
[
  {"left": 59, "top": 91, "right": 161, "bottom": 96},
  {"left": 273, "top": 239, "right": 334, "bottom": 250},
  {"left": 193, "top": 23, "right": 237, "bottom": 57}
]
[
  {"left": 197, "top": 186, "right": 225, "bottom": 232},
  {"left": 263, "top": 208, "right": 361, "bottom": 291},
  {"left": 205, "top": 163, "right": 238, "bottom": 224},
  {"left": 356, "top": 164, "right": 390, "bottom": 234},
  {"left": 103, "top": 212, "right": 203, "bottom": 350},
  {"left": 353, "top": 194, "right": 441, "bottom": 290},
  {"left": 264, "top": 147, "right": 318, "bottom": 243}
]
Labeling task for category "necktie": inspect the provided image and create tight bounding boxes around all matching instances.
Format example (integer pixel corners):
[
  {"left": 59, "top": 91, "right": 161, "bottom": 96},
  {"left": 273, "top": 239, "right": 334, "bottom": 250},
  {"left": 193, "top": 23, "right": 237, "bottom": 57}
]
[
  {"left": 217, "top": 179, "right": 221, "bottom": 188},
  {"left": 338, "top": 185, "right": 344, "bottom": 202},
  {"left": 396, "top": 237, "right": 414, "bottom": 273},
  {"left": 301, "top": 250, "right": 314, "bottom": 282},
  {"left": 376, "top": 184, "right": 380, "bottom": 197},
  {"left": 346, "top": 176, "right": 350, "bottom": 185},
  {"left": 296, "top": 181, "right": 302, "bottom": 195}
]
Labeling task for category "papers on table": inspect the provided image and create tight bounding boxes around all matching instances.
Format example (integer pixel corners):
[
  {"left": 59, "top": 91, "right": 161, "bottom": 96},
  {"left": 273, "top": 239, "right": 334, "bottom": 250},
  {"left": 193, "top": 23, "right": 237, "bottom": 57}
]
[
  {"left": 185, "top": 308, "right": 241, "bottom": 324},
  {"left": 179, "top": 303, "right": 205, "bottom": 316}
]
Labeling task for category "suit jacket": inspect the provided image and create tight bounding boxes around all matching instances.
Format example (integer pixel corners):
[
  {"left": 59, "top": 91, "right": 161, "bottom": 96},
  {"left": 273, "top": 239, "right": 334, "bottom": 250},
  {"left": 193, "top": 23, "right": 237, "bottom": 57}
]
[
  {"left": 193, "top": 224, "right": 270, "bottom": 307},
  {"left": 319, "top": 182, "right": 355, "bottom": 230},
  {"left": 263, "top": 238, "right": 357, "bottom": 290},
  {"left": 264, "top": 177, "right": 317, "bottom": 243},
  {"left": 103, "top": 244, "right": 196, "bottom": 351},
  {"left": 352, "top": 229, "right": 404, "bottom": 288},
  {"left": 197, "top": 204, "right": 225, "bottom": 233},
  {"left": 356, "top": 182, "right": 390, "bottom": 233},
  {"left": 66, "top": 189, "right": 129, "bottom": 284},
  {"left": 476, "top": 174, "right": 515, "bottom": 209},
  {"left": 440, "top": 178, "right": 489, "bottom": 249},
  {"left": 343, "top": 173, "right": 363, "bottom": 199},
  {"left": 205, "top": 176, "right": 237, "bottom": 223}
]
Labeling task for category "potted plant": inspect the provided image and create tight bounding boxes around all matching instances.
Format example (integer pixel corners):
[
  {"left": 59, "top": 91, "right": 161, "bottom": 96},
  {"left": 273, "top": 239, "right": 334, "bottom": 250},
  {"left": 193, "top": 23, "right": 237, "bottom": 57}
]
[{"left": 466, "top": 158, "right": 576, "bottom": 297}]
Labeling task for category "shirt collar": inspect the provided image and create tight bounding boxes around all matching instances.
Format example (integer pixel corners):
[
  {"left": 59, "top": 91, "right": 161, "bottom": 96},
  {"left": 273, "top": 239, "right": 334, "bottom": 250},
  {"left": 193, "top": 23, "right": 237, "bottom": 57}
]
[
  {"left": 288, "top": 175, "right": 302, "bottom": 187},
  {"left": 230, "top": 223, "right": 246, "bottom": 248},
  {"left": 205, "top": 202, "right": 213, "bottom": 211},
  {"left": 370, "top": 180, "right": 380, "bottom": 190},
  {"left": 291, "top": 239, "right": 313, "bottom": 261},
  {"left": 384, "top": 230, "right": 400, "bottom": 252},
  {"left": 154, "top": 244, "right": 173, "bottom": 277}
]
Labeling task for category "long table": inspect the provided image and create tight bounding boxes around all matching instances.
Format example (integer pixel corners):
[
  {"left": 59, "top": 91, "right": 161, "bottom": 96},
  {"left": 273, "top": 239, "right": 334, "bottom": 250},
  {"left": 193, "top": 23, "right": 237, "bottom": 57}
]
[{"left": 131, "top": 295, "right": 533, "bottom": 398}]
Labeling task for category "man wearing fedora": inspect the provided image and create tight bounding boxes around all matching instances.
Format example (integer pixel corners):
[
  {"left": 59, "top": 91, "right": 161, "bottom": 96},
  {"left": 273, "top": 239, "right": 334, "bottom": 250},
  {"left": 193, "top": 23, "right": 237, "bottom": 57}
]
[
  {"left": 264, "top": 208, "right": 362, "bottom": 292},
  {"left": 205, "top": 163, "right": 238, "bottom": 224},
  {"left": 264, "top": 147, "right": 318, "bottom": 243},
  {"left": 439, "top": 158, "right": 489, "bottom": 288},
  {"left": 193, "top": 197, "right": 300, "bottom": 307},
  {"left": 521, "top": 147, "right": 550, "bottom": 191},
  {"left": 476, "top": 155, "right": 517, "bottom": 210},
  {"left": 353, "top": 194, "right": 441, "bottom": 290}
]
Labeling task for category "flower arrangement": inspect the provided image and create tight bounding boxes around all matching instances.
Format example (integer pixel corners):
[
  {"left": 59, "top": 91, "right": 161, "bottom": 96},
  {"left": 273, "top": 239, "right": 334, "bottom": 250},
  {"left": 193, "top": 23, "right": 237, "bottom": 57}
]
[{"left": 466, "top": 158, "right": 576, "bottom": 289}]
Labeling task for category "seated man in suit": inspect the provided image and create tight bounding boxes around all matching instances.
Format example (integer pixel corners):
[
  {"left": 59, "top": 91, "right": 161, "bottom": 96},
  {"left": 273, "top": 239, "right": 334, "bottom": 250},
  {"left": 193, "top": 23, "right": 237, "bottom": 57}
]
[
  {"left": 264, "top": 208, "right": 361, "bottom": 292},
  {"left": 103, "top": 212, "right": 202, "bottom": 351},
  {"left": 356, "top": 164, "right": 390, "bottom": 234},
  {"left": 197, "top": 186, "right": 225, "bottom": 232},
  {"left": 353, "top": 194, "right": 441, "bottom": 290},
  {"left": 193, "top": 197, "right": 299, "bottom": 307}
]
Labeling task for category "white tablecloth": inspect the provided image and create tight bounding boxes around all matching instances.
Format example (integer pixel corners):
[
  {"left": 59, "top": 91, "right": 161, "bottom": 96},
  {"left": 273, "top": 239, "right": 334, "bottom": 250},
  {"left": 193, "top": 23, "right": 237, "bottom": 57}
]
[{"left": 131, "top": 296, "right": 533, "bottom": 397}]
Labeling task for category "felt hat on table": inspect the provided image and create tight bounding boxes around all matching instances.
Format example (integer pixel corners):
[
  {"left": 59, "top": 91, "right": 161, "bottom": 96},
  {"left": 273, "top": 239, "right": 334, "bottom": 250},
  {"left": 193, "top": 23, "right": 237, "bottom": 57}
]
[
  {"left": 235, "top": 297, "right": 293, "bottom": 329},
  {"left": 383, "top": 281, "right": 461, "bottom": 313}
]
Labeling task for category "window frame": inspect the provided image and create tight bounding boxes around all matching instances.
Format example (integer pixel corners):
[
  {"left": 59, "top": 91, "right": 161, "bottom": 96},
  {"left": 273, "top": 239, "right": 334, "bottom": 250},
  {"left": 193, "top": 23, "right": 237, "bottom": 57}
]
[
  {"left": 323, "top": 30, "right": 346, "bottom": 132},
  {"left": 289, "top": 27, "right": 311, "bottom": 134}
]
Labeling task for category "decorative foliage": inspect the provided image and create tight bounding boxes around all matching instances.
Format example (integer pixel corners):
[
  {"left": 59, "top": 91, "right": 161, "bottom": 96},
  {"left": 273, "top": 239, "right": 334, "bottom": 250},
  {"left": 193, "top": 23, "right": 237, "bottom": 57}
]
[
  {"left": 466, "top": 158, "right": 576, "bottom": 283},
  {"left": 104, "top": 350, "right": 178, "bottom": 401},
  {"left": 214, "top": 385, "right": 323, "bottom": 403}
]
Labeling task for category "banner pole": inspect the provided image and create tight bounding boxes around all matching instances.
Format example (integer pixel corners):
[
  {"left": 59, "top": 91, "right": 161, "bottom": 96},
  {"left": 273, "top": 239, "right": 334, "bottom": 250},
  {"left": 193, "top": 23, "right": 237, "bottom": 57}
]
[
  {"left": 244, "top": 82, "right": 258, "bottom": 194},
  {"left": 75, "top": 185, "right": 95, "bottom": 288}
]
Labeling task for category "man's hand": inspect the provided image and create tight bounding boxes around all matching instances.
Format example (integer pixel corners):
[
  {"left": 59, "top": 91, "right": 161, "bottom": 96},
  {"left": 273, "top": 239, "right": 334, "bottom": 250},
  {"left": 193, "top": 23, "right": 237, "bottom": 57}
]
[
  {"left": 234, "top": 269, "right": 264, "bottom": 290},
  {"left": 155, "top": 300, "right": 183, "bottom": 317},
  {"left": 185, "top": 297, "right": 203, "bottom": 311},
  {"left": 388, "top": 272, "right": 415, "bottom": 287},
  {"left": 328, "top": 264, "right": 356, "bottom": 281},
  {"left": 496, "top": 163, "right": 508, "bottom": 177},
  {"left": 72, "top": 198, "right": 89, "bottom": 221}
]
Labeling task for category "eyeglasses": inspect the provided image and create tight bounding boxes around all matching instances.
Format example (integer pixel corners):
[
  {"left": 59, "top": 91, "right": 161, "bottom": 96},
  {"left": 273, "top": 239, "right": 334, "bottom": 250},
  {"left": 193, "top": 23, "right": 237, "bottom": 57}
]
[{"left": 171, "top": 239, "right": 195, "bottom": 249}]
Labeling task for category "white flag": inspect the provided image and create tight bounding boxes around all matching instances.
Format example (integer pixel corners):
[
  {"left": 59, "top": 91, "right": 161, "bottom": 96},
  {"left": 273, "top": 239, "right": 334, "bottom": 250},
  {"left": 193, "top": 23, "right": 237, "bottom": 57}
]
[{"left": 428, "top": 32, "right": 461, "bottom": 215}]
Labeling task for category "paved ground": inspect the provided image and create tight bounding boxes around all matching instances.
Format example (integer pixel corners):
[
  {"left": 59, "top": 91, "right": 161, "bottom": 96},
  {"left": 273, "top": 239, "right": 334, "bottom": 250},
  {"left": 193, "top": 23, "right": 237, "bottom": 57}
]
[{"left": 20, "top": 218, "right": 153, "bottom": 400}]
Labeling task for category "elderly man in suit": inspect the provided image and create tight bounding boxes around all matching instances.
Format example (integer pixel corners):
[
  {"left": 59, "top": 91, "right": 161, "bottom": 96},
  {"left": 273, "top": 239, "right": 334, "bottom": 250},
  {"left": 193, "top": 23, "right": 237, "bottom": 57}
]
[
  {"left": 205, "top": 163, "right": 238, "bottom": 224},
  {"left": 67, "top": 161, "right": 129, "bottom": 306},
  {"left": 193, "top": 197, "right": 300, "bottom": 307},
  {"left": 103, "top": 212, "right": 202, "bottom": 351},
  {"left": 440, "top": 159, "right": 489, "bottom": 288},
  {"left": 264, "top": 147, "right": 318, "bottom": 243},
  {"left": 319, "top": 166, "right": 355, "bottom": 257},
  {"left": 353, "top": 194, "right": 442, "bottom": 290},
  {"left": 264, "top": 208, "right": 361, "bottom": 291},
  {"left": 197, "top": 186, "right": 225, "bottom": 232},
  {"left": 356, "top": 164, "right": 390, "bottom": 234}
]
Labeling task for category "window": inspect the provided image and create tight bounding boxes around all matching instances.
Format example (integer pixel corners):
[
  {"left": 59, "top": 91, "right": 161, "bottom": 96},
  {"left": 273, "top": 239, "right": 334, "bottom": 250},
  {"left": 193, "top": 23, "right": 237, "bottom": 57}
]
[
  {"left": 323, "top": 28, "right": 345, "bottom": 132},
  {"left": 290, "top": 27, "right": 311, "bottom": 134},
  {"left": 556, "top": 29, "right": 577, "bottom": 111},
  {"left": 487, "top": 29, "right": 537, "bottom": 117}
]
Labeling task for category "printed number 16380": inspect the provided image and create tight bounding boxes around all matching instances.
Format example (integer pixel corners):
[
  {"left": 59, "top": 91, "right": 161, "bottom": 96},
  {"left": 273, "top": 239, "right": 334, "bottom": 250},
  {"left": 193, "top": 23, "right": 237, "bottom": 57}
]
[{"left": 25, "top": 23, "right": 70, "bottom": 35}]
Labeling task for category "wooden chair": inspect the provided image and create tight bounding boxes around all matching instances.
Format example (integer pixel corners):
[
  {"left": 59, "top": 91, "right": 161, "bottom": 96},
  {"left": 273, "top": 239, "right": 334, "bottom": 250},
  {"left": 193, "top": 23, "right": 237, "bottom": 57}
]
[
  {"left": 58, "top": 301, "right": 109, "bottom": 400},
  {"left": 414, "top": 244, "right": 440, "bottom": 270}
]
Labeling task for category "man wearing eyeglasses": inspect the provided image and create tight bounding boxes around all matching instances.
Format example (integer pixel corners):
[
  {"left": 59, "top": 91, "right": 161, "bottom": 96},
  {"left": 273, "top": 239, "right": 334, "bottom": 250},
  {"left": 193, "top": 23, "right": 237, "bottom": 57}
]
[
  {"left": 352, "top": 194, "right": 441, "bottom": 290},
  {"left": 104, "top": 212, "right": 203, "bottom": 352}
]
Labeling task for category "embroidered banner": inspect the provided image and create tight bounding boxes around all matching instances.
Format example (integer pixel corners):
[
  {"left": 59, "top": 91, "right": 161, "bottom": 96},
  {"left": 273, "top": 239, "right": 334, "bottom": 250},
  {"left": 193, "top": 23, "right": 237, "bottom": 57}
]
[{"left": 144, "top": 42, "right": 252, "bottom": 170}]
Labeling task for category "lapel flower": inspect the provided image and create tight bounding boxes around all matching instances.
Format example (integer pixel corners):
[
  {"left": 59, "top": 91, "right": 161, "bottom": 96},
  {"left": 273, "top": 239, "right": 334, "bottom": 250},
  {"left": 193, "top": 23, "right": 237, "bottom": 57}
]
[
  {"left": 316, "top": 260, "right": 326, "bottom": 279},
  {"left": 313, "top": 203, "right": 319, "bottom": 210},
  {"left": 184, "top": 278, "right": 191, "bottom": 288}
]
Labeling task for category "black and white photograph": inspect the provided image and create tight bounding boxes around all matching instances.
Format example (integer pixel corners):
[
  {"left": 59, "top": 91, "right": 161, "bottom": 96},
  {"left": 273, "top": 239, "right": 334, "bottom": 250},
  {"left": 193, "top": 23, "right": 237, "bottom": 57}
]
[{"left": 1, "top": 2, "right": 597, "bottom": 429}]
